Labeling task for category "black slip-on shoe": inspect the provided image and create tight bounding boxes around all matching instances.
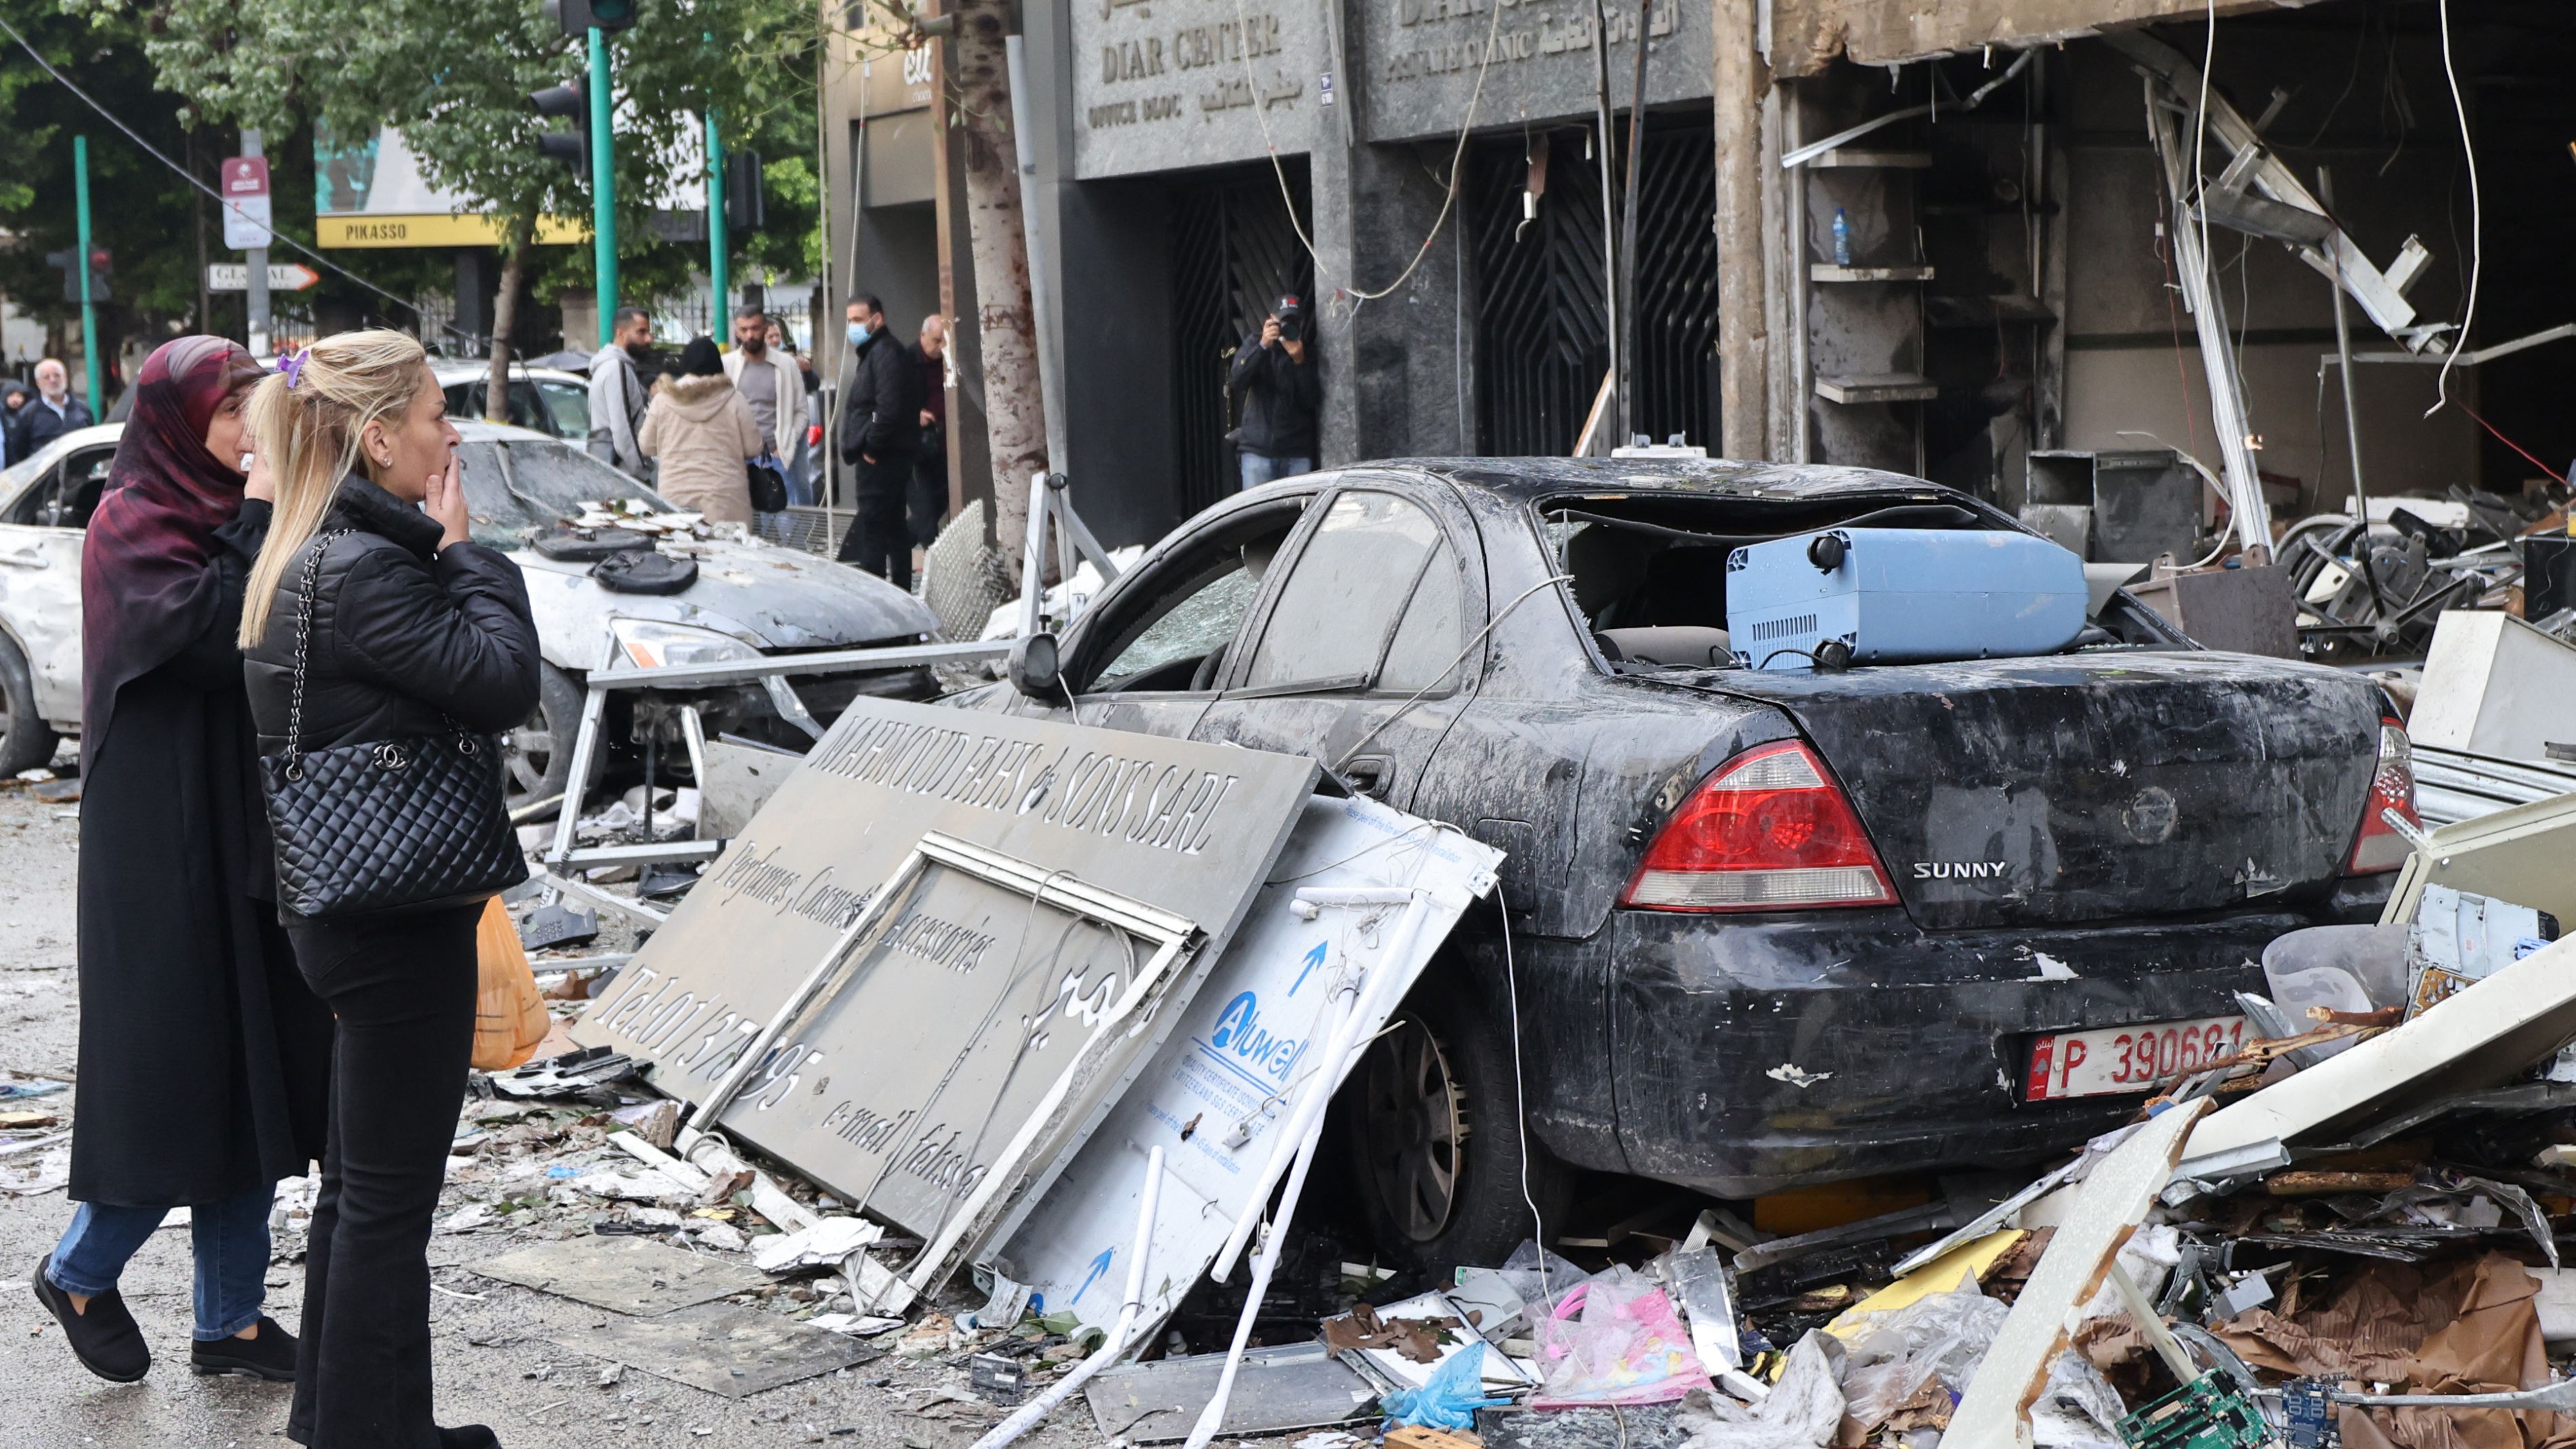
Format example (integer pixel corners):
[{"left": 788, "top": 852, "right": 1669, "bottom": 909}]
[
  {"left": 31, "top": 1255, "right": 150, "bottom": 1383},
  {"left": 438, "top": 1427, "right": 501, "bottom": 1449},
  {"left": 189, "top": 1315, "right": 297, "bottom": 1381}
]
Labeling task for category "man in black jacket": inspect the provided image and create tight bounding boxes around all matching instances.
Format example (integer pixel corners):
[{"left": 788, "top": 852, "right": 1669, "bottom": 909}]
[
  {"left": 1228, "top": 294, "right": 1320, "bottom": 491},
  {"left": 835, "top": 293, "right": 923, "bottom": 587},
  {"left": 12, "top": 358, "right": 94, "bottom": 463}
]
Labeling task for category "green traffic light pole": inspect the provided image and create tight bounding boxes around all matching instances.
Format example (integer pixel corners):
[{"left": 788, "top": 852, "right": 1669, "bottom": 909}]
[
  {"left": 587, "top": 25, "right": 618, "bottom": 346},
  {"left": 73, "top": 136, "right": 102, "bottom": 414},
  {"left": 706, "top": 108, "right": 728, "bottom": 344}
]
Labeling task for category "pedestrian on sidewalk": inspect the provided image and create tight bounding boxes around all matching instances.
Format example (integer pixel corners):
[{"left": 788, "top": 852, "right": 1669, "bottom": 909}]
[
  {"left": 13, "top": 357, "right": 94, "bottom": 461},
  {"left": 1228, "top": 294, "right": 1319, "bottom": 490},
  {"left": 723, "top": 308, "right": 806, "bottom": 511},
  {"left": 586, "top": 306, "right": 656, "bottom": 481},
  {"left": 907, "top": 313, "right": 950, "bottom": 565},
  {"left": 30, "top": 336, "right": 331, "bottom": 1388},
  {"left": 639, "top": 337, "right": 763, "bottom": 525},
  {"left": 834, "top": 293, "right": 922, "bottom": 588},
  {"left": 767, "top": 316, "right": 823, "bottom": 506},
  {"left": 238, "top": 329, "right": 541, "bottom": 1449}
]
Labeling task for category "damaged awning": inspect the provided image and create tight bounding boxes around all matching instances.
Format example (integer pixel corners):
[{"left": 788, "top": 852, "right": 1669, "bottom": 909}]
[{"left": 1765, "top": 0, "right": 2333, "bottom": 78}]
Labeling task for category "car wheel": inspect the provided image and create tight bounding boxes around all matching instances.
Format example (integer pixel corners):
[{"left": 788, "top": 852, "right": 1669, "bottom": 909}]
[
  {"left": 0, "top": 634, "right": 56, "bottom": 777},
  {"left": 1346, "top": 989, "right": 1570, "bottom": 1267},
  {"left": 500, "top": 662, "right": 592, "bottom": 811}
]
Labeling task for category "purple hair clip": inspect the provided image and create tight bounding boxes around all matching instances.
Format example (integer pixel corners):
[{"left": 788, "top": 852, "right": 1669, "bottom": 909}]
[{"left": 277, "top": 348, "right": 308, "bottom": 390}]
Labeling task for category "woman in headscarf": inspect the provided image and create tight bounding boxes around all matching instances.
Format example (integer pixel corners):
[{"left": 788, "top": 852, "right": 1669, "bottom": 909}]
[
  {"left": 637, "top": 335, "right": 761, "bottom": 523},
  {"left": 28, "top": 337, "right": 333, "bottom": 1386}
]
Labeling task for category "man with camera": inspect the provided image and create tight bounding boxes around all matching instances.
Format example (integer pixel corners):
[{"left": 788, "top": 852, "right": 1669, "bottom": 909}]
[{"left": 1228, "top": 293, "right": 1321, "bottom": 491}]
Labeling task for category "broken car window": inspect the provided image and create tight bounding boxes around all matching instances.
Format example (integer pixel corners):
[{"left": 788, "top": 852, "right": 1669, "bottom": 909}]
[
  {"left": 1245, "top": 491, "right": 1443, "bottom": 691},
  {"left": 1095, "top": 566, "right": 1260, "bottom": 689},
  {"left": 455, "top": 440, "right": 672, "bottom": 546},
  {"left": 1377, "top": 537, "right": 1466, "bottom": 693}
]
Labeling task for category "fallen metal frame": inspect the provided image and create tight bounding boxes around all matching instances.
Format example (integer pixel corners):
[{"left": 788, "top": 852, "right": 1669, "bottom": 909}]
[{"left": 665, "top": 828, "right": 1202, "bottom": 1313}]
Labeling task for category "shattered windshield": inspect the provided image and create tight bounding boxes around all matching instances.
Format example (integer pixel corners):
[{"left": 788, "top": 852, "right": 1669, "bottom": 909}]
[{"left": 458, "top": 438, "right": 670, "bottom": 548}]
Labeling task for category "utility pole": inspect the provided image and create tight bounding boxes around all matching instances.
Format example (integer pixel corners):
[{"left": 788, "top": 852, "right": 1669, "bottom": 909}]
[
  {"left": 587, "top": 26, "right": 618, "bottom": 346},
  {"left": 73, "top": 136, "right": 102, "bottom": 413},
  {"left": 243, "top": 129, "right": 270, "bottom": 357},
  {"left": 706, "top": 108, "right": 728, "bottom": 344}
]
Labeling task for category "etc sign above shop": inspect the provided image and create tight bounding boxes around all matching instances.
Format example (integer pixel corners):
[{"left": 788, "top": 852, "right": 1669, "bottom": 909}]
[
  {"left": 1361, "top": 0, "right": 1706, "bottom": 144},
  {"left": 1072, "top": 0, "right": 1329, "bottom": 178}
]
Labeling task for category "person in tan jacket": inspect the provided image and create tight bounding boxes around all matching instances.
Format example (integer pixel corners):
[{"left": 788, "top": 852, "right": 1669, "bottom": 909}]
[{"left": 637, "top": 337, "right": 761, "bottom": 523}]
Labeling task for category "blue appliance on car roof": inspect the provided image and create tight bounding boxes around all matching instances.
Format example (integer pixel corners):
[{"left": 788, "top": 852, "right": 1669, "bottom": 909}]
[{"left": 1725, "top": 527, "right": 2088, "bottom": 670}]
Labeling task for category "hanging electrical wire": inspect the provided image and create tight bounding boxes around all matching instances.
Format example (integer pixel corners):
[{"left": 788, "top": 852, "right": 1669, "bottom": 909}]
[
  {"left": 1228, "top": 0, "right": 1508, "bottom": 304},
  {"left": 0, "top": 10, "right": 477, "bottom": 346},
  {"left": 2427, "top": 0, "right": 2480, "bottom": 415}
]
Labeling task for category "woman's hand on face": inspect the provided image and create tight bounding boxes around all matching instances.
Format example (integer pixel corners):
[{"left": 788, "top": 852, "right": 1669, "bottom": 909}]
[
  {"left": 424, "top": 448, "right": 470, "bottom": 548},
  {"left": 241, "top": 438, "right": 276, "bottom": 503}
]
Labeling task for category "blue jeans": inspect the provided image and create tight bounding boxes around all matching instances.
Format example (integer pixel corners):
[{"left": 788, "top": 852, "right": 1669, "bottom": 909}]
[
  {"left": 1239, "top": 452, "right": 1314, "bottom": 491},
  {"left": 783, "top": 436, "right": 816, "bottom": 508},
  {"left": 47, "top": 1187, "right": 274, "bottom": 1340}
]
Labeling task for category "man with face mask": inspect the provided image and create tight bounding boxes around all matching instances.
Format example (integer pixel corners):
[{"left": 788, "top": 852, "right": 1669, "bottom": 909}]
[
  {"left": 834, "top": 294, "right": 923, "bottom": 586},
  {"left": 722, "top": 310, "right": 808, "bottom": 510},
  {"left": 587, "top": 307, "right": 656, "bottom": 481}
]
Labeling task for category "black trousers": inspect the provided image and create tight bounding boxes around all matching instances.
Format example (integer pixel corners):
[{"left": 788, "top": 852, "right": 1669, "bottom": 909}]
[
  {"left": 283, "top": 903, "right": 482, "bottom": 1449},
  {"left": 837, "top": 453, "right": 914, "bottom": 591},
  {"left": 906, "top": 448, "right": 946, "bottom": 549}
]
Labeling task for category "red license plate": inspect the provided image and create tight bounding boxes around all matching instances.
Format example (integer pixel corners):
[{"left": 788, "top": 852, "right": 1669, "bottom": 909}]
[{"left": 2024, "top": 1016, "right": 2248, "bottom": 1101}]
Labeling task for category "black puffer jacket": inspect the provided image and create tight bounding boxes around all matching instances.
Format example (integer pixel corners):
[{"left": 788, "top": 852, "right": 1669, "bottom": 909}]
[
  {"left": 244, "top": 476, "right": 542, "bottom": 758},
  {"left": 839, "top": 328, "right": 923, "bottom": 464}
]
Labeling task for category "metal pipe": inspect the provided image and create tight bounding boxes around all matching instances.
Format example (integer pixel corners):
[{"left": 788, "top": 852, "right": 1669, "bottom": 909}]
[
  {"left": 1588, "top": 0, "right": 1619, "bottom": 453},
  {"left": 2319, "top": 166, "right": 2387, "bottom": 621},
  {"left": 968, "top": 1147, "right": 1165, "bottom": 1449}
]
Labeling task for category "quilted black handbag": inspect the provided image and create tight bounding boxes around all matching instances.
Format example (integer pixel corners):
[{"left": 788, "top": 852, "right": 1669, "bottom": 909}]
[{"left": 258, "top": 529, "right": 528, "bottom": 919}]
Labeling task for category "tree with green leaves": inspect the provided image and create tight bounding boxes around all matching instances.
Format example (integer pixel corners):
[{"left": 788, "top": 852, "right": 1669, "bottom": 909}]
[{"left": 94, "top": 0, "right": 820, "bottom": 415}]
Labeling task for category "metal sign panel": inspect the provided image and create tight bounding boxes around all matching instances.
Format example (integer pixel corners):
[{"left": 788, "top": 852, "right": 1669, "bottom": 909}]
[
  {"left": 1071, "top": 0, "right": 1329, "bottom": 179},
  {"left": 573, "top": 695, "right": 1317, "bottom": 1136},
  {"left": 1358, "top": 0, "right": 1710, "bottom": 145},
  {"left": 984, "top": 795, "right": 1502, "bottom": 1339}
]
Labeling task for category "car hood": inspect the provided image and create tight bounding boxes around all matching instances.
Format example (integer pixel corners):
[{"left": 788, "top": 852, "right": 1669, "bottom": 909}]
[{"left": 510, "top": 532, "right": 938, "bottom": 668}]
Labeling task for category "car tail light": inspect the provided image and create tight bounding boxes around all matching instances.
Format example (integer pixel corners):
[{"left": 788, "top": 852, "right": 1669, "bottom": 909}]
[
  {"left": 2344, "top": 717, "right": 2419, "bottom": 875},
  {"left": 1622, "top": 741, "right": 1898, "bottom": 912}
]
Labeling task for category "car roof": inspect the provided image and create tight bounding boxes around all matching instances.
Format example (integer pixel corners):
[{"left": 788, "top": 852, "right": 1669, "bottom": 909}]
[
  {"left": 1366, "top": 456, "right": 1966, "bottom": 506},
  {"left": 433, "top": 363, "right": 587, "bottom": 386}
]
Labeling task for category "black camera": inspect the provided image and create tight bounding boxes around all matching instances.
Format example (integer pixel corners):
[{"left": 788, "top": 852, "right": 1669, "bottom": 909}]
[{"left": 1276, "top": 311, "right": 1304, "bottom": 344}]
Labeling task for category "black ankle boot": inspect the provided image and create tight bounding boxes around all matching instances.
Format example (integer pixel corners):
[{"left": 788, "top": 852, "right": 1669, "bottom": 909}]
[
  {"left": 31, "top": 1254, "right": 150, "bottom": 1383},
  {"left": 438, "top": 1427, "right": 501, "bottom": 1449},
  {"left": 189, "top": 1315, "right": 298, "bottom": 1381}
]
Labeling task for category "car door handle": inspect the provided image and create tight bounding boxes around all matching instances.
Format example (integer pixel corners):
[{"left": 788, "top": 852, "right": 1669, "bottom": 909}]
[
  {"left": 1341, "top": 756, "right": 1392, "bottom": 799},
  {"left": 0, "top": 548, "right": 48, "bottom": 569}
]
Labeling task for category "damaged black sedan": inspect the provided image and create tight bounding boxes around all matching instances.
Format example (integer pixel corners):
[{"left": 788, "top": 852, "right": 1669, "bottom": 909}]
[{"left": 959, "top": 457, "right": 2414, "bottom": 1264}]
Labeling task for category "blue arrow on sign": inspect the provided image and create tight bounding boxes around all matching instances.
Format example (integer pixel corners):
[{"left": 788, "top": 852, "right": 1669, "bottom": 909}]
[
  {"left": 1289, "top": 941, "right": 1327, "bottom": 996},
  {"left": 1070, "top": 1246, "right": 1115, "bottom": 1307}
]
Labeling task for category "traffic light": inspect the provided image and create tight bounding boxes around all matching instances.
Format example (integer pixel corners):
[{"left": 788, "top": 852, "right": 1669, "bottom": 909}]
[
  {"left": 544, "top": 0, "right": 637, "bottom": 35},
  {"left": 530, "top": 77, "right": 590, "bottom": 174},
  {"left": 43, "top": 247, "right": 109, "bottom": 304},
  {"left": 723, "top": 151, "right": 765, "bottom": 232}
]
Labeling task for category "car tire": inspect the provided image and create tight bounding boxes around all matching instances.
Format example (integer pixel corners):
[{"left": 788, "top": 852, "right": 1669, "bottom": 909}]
[
  {"left": 1344, "top": 984, "right": 1572, "bottom": 1268},
  {"left": 500, "top": 662, "right": 593, "bottom": 812},
  {"left": 0, "top": 633, "right": 58, "bottom": 777}
]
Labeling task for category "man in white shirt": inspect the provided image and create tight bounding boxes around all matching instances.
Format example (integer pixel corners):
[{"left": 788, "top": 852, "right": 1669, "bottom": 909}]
[{"left": 721, "top": 310, "right": 807, "bottom": 509}]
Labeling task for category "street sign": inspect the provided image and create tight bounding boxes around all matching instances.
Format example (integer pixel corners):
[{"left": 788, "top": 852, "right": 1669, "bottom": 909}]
[
  {"left": 220, "top": 156, "right": 274, "bottom": 249},
  {"left": 207, "top": 262, "right": 319, "bottom": 292}
]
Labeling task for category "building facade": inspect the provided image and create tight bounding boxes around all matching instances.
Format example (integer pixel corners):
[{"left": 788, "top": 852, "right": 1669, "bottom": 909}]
[{"left": 822, "top": 0, "right": 2561, "bottom": 548}]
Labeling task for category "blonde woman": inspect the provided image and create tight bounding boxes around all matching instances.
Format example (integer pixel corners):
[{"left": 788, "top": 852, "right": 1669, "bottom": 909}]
[{"left": 237, "top": 329, "right": 540, "bottom": 1449}]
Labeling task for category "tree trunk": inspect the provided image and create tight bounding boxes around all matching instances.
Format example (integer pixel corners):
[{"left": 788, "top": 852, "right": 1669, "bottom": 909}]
[
  {"left": 485, "top": 218, "right": 531, "bottom": 424},
  {"left": 946, "top": 0, "right": 1047, "bottom": 558}
]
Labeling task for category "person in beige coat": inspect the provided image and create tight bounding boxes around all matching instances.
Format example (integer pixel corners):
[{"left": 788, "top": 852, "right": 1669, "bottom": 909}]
[{"left": 637, "top": 337, "right": 761, "bottom": 523}]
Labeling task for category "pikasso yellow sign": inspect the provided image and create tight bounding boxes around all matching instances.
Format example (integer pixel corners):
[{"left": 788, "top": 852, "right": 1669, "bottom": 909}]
[{"left": 317, "top": 213, "right": 586, "bottom": 248}]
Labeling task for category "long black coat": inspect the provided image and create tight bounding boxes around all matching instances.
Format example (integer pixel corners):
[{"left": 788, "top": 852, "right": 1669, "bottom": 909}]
[{"left": 68, "top": 500, "right": 334, "bottom": 1207}]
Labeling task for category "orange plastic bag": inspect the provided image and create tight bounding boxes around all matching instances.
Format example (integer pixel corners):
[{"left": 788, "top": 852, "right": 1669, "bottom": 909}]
[{"left": 472, "top": 896, "right": 550, "bottom": 1072}]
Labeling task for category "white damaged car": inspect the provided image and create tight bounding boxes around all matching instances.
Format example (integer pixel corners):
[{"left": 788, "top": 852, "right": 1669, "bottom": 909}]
[{"left": 0, "top": 420, "right": 935, "bottom": 799}]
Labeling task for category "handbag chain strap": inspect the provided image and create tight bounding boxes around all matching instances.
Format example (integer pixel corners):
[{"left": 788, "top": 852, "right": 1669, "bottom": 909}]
[{"left": 282, "top": 528, "right": 353, "bottom": 781}]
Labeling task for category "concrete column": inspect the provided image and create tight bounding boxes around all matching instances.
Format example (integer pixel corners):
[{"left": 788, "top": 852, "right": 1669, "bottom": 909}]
[
  {"left": 1312, "top": 138, "right": 1473, "bottom": 464},
  {"left": 1711, "top": 0, "right": 1769, "bottom": 460}
]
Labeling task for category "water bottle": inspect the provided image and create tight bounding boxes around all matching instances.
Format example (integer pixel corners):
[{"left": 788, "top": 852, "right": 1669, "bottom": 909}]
[{"left": 1831, "top": 208, "right": 1853, "bottom": 266}]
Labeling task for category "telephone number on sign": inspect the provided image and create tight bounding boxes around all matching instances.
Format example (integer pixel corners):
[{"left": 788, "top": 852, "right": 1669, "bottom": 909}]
[{"left": 2022, "top": 1015, "right": 2248, "bottom": 1101}]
